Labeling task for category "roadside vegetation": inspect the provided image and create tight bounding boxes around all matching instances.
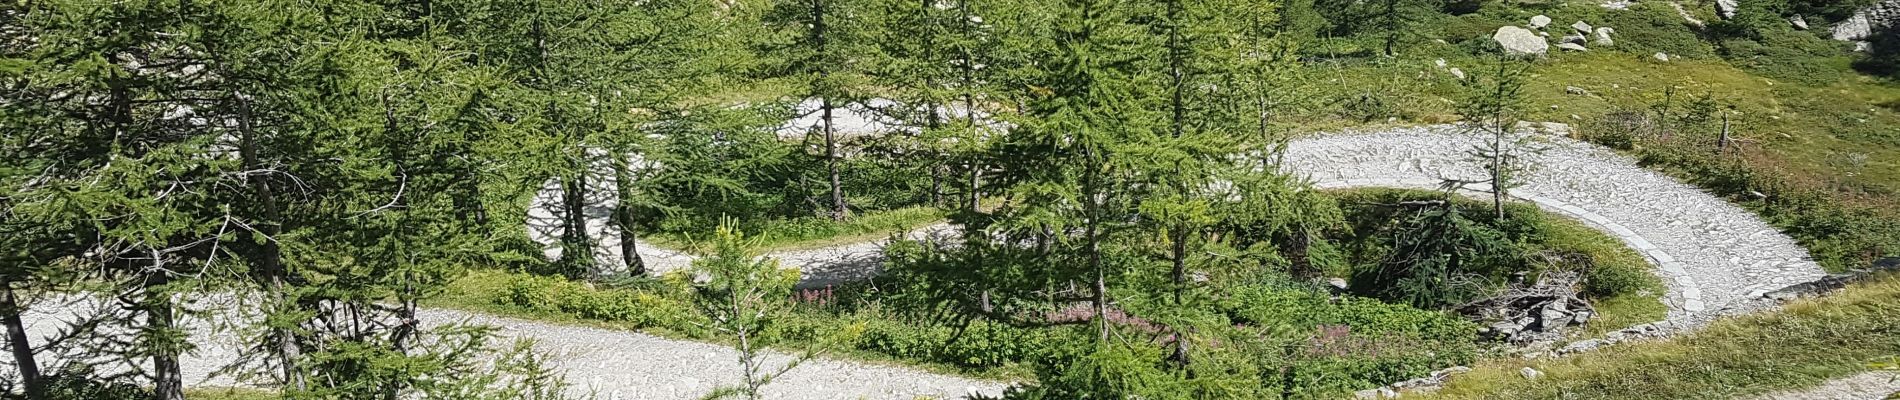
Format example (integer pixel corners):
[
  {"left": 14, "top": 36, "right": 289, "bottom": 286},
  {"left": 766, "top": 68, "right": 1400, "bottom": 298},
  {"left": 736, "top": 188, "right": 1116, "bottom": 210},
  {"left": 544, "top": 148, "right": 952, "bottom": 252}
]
[
  {"left": 433, "top": 188, "right": 1662, "bottom": 397},
  {"left": 1417, "top": 273, "right": 1900, "bottom": 400},
  {"left": 3, "top": 0, "right": 1894, "bottom": 397}
]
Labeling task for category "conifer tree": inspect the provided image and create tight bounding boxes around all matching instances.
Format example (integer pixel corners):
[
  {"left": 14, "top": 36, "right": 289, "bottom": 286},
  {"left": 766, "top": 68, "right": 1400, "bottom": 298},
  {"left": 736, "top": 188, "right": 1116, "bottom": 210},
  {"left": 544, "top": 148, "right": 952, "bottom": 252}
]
[
  {"left": 1458, "top": 53, "right": 1532, "bottom": 220},
  {"left": 994, "top": 0, "right": 1163, "bottom": 342}
]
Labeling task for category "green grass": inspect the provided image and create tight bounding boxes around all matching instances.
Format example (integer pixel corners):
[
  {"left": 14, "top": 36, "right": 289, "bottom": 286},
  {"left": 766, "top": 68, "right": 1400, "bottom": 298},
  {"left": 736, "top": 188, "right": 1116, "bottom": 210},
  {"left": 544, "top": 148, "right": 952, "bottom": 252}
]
[
  {"left": 1535, "top": 209, "right": 1671, "bottom": 335},
  {"left": 648, "top": 206, "right": 948, "bottom": 253},
  {"left": 186, "top": 387, "right": 276, "bottom": 400},
  {"left": 1415, "top": 273, "right": 1900, "bottom": 400}
]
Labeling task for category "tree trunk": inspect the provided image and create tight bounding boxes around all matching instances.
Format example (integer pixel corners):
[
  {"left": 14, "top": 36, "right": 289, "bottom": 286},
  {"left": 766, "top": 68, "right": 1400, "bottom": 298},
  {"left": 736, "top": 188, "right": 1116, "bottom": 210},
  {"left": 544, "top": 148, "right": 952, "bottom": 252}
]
[
  {"left": 1, "top": 278, "right": 44, "bottom": 399},
  {"left": 144, "top": 250, "right": 184, "bottom": 400},
  {"left": 384, "top": 281, "right": 418, "bottom": 400},
  {"left": 613, "top": 154, "right": 647, "bottom": 276},
  {"left": 1083, "top": 162, "right": 1108, "bottom": 341},
  {"left": 813, "top": 0, "right": 845, "bottom": 221},
  {"left": 238, "top": 91, "right": 304, "bottom": 392},
  {"left": 1717, "top": 113, "right": 1731, "bottom": 152},
  {"left": 562, "top": 173, "right": 591, "bottom": 278},
  {"left": 1382, "top": 0, "right": 1399, "bottom": 57},
  {"left": 1492, "top": 117, "right": 1506, "bottom": 221}
]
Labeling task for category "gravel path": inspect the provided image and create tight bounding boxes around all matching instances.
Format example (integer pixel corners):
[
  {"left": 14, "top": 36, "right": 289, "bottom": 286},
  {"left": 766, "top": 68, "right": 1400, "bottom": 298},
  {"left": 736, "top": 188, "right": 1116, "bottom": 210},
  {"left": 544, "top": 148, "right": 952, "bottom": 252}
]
[
  {"left": 1279, "top": 125, "right": 1827, "bottom": 327},
  {"left": 1743, "top": 372, "right": 1900, "bottom": 400},
  {"left": 6, "top": 294, "right": 1009, "bottom": 399}
]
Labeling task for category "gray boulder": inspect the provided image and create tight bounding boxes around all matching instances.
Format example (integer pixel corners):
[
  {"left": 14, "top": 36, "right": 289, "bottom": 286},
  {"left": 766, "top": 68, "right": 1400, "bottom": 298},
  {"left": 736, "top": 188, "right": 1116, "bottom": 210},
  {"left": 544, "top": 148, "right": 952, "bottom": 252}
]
[
  {"left": 1831, "top": 0, "right": 1900, "bottom": 42},
  {"left": 1594, "top": 27, "right": 1615, "bottom": 46},
  {"left": 1520, "top": 367, "right": 1544, "bottom": 380},
  {"left": 1561, "top": 34, "right": 1588, "bottom": 45},
  {"left": 1493, "top": 26, "right": 1550, "bottom": 56},
  {"left": 1791, "top": 14, "right": 1810, "bottom": 30},
  {"left": 1449, "top": 67, "right": 1467, "bottom": 80},
  {"left": 1718, "top": 0, "right": 1739, "bottom": 19},
  {"left": 1571, "top": 20, "right": 1593, "bottom": 34},
  {"left": 1558, "top": 42, "right": 1589, "bottom": 52},
  {"left": 1654, "top": 52, "right": 1671, "bottom": 62},
  {"left": 1530, "top": 15, "right": 1553, "bottom": 28}
]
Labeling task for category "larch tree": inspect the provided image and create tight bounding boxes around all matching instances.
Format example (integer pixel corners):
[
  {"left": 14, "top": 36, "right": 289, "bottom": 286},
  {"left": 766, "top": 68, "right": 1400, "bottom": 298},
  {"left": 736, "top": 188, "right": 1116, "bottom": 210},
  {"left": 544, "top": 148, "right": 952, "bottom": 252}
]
[{"left": 1458, "top": 52, "right": 1532, "bottom": 221}]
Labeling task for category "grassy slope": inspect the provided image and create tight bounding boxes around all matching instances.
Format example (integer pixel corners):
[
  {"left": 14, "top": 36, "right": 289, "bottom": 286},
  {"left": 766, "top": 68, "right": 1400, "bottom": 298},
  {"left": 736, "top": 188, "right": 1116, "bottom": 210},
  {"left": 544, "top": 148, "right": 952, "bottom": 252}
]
[{"left": 1417, "top": 273, "right": 1900, "bottom": 400}]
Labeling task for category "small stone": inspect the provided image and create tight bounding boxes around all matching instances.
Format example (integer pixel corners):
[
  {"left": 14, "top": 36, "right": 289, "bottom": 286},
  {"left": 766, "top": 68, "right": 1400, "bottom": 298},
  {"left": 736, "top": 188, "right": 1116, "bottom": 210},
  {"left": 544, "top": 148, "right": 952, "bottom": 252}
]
[
  {"left": 1717, "top": 0, "right": 1739, "bottom": 19},
  {"left": 1435, "top": 58, "right": 1448, "bottom": 68},
  {"left": 1653, "top": 52, "right": 1671, "bottom": 62},
  {"left": 1564, "top": 338, "right": 1606, "bottom": 352},
  {"left": 1558, "top": 42, "right": 1589, "bottom": 52},
  {"left": 1572, "top": 20, "right": 1593, "bottom": 34},
  {"left": 1355, "top": 389, "right": 1384, "bottom": 399},
  {"left": 1520, "top": 367, "right": 1545, "bottom": 380},
  {"left": 1790, "top": 14, "right": 1809, "bottom": 30},
  {"left": 1328, "top": 277, "right": 1349, "bottom": 290},
  {"left": 1566, "top": 86, "right": 1590, "bottom": 96},
  {"left": 1449, "top": 67, "right": 1467, "bottom": 80},
  {"left": 1561, "top": 34, "right": 1588, "bottom": 45},
  {"left": 1594, "top": 27, "right": 1615, "bottom": 46},
  {"left": 1530, "top": 15, "right": 1553, "bottom": 28},
  {"left": 1540, "top": 308, "right": 1574, "bottom": 330}
]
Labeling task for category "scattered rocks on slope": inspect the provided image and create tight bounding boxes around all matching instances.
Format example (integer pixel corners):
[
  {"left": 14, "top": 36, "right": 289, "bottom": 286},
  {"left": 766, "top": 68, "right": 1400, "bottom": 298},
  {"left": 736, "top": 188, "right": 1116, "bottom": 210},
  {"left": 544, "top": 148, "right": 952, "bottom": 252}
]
[
  {"left": 1831, "top": 0, "right": 1900, "bottom": 49},
  {"left": 1494, "top": 26, "right": 1550, "bottom": 56}
]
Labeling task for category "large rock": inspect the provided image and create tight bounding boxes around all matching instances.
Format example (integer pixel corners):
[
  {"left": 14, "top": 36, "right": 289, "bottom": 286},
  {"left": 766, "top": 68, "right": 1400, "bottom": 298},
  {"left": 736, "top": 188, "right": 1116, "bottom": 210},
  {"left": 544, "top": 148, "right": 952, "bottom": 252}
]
[
  {"left": 1571, "top": 20, "right": 1594, "bottom": 34},
  {"left": 1494, "top": 26, "right": 1549, "bottom": 56},
  {"left": 1530, "top": 15, "right": 1553, "bottom": 28},
  {"left": 1594, "top": 27, "right": 1615, "bottom": 46},
  {"left": 1717, "top": 0, "right": 1739, "bottom": 19},
  {"left": 1832, "top": 0, "right": 1900, "bottom": 42},
  {"left": 1791, "top": 14, "right": 1810, "bottom": 30}
]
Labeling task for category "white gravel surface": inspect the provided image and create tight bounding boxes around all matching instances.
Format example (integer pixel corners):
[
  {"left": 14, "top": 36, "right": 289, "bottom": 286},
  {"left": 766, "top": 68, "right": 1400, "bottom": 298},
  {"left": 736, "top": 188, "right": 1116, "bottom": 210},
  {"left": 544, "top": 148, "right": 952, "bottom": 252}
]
[
  {"left": 1743, "top": 372, "right": 1900, "bottom": 400},
  {"left": 6, "top": 294, "right": 1009, "bottom": 399},
  {"left": 1280, "top": 125, "right": 1827, "bottom": 326}
]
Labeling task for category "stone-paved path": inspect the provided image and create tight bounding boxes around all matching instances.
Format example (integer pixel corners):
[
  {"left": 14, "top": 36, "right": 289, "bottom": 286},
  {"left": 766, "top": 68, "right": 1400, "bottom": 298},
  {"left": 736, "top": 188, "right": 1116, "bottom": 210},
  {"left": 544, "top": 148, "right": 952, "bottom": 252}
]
[
  {"left": 1280, "top": 125, "right": 1826, "bottom": 326},
  {"left": 7, "top": 294, "right": 1009, "bottom": 400},
  {"left": 1743, "top": 372, "right": 1900, "bottom": 400}
]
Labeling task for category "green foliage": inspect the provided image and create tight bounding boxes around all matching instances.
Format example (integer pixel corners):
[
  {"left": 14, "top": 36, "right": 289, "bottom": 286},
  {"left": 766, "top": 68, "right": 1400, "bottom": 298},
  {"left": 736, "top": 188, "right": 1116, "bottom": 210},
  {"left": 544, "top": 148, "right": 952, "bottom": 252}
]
[
  {"left": 501, "top": 274, "right": 701, "bottom": 332},
  {"left": 1331, "top": 189, "right": 1665, "bottom": 309},
  {"left": 1419, "top": 273, "right": 1900, "bottom": 399}
]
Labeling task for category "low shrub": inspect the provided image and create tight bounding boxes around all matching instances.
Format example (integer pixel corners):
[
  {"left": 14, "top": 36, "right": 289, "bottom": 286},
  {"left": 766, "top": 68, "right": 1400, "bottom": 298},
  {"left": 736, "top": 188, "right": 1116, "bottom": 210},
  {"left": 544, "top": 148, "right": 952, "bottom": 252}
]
[{"left": 499, "top": 274, "right": 699, "bottom": 332}]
